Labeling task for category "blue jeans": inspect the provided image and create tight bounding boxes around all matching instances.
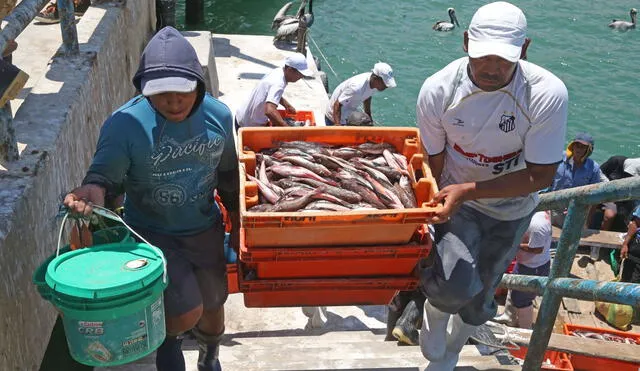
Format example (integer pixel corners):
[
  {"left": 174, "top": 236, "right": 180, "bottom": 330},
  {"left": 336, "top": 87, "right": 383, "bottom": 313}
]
[
  {"left": 511, "top": 261, "right": 551, "bottom": 308},
  {"left": 420, "top": 205, "right": 533, "bottom": 325}
]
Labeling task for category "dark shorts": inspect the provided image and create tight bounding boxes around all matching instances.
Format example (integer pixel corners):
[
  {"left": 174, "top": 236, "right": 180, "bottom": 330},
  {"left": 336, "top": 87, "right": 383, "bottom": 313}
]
[
  {"left": 511, "top": 261, "right": 551, "bottom": 308},
  {"left": 135, "top": 223, "right": 228, "bottom": 317}
]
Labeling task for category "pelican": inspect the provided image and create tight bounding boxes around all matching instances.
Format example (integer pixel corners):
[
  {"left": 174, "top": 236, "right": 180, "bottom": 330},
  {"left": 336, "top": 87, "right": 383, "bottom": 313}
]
[
  {"left": 272, "top": 0, "right": 314, "bottom": 42},
  {"left": 608, "top": 8, "right": 637, "bottom": 31},
  {"left": 433, "top": 8, "right": 460, "bottom": 32}
]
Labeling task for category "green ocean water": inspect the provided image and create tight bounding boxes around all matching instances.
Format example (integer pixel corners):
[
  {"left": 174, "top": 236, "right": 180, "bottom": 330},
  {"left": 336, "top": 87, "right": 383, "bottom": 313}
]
[{"left": 177, "top": 0, "right": 639, "bottom": 163}]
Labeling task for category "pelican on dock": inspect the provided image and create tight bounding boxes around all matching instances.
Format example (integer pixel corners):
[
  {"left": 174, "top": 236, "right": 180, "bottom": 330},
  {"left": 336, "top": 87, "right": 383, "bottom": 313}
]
[{"left": 272, "top": 0, "right": 314, "bottom": 42}]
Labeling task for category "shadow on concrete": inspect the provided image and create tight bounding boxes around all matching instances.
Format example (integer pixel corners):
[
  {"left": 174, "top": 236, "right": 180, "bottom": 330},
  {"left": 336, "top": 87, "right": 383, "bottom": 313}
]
[
  {"left": 273, "top": 40, "right": 299, "bottom": 52},
  {"left": 213, "top": 37, "right": 278, "bottom": 70},
  {"left": 238, "top": 72, "right": 267, "bottom": 80},
  {"left": 182, "top": 327, "right": 388, "bottom": 349}
]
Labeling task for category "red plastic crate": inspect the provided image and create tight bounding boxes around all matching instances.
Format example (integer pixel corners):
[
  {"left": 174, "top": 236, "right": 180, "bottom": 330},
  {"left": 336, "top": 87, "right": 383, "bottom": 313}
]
[
  {"left": 239, "top": 228, "right": 431, "bottom": 279},
  {"left": 237, "top": 264, "right": 418, "bottom": 307},
  {"left": 227, "top": 263, "right": 239, "bottom": 294},
  {"left": 276, "top": 109, "right": 316, "bottom": 126},
  {"left": 563, "top": 324, "right": 640, "bottom": 371},
  {"left": 509, "top": 346, "right": 573, "bottom": 371}
]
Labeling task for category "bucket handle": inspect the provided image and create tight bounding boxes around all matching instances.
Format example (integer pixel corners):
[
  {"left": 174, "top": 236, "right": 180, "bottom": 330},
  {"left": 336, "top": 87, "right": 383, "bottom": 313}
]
[{"left": 56, "top": 205, "right": 168, "bottom": 285}]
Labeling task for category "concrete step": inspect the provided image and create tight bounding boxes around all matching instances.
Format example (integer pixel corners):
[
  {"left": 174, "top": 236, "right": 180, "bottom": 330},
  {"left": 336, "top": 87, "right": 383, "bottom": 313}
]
[{"left": 98, "top": 334, "right": 520, "bottom": 371}]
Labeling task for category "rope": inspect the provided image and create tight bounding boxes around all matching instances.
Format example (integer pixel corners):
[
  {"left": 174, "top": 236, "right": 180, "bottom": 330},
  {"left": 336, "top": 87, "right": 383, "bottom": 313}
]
[{"left": 308, "top": 33, "right": 340, "bottom": 80}]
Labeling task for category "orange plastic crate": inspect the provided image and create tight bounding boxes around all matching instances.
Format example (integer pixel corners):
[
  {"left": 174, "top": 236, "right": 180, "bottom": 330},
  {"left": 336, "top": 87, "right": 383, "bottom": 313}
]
[
  {"left": 563, "top": 324, "right": 640, "bottom": 371},
  {"left": 276, "top": 109, "right": 316, "bottom": 126},
  {"left": 509, "top": 346, "right": 573, "bottom": 370},
  {"left": 237, "top": 127, "right": 441, "bottom": 248},
  {"left": 227, "top": 263, "right": 239, "bottom": 294},
  {"left": 238, "top": 272, "right": 418, "bottom": 308},
  {"left": 239, "top": 227, "right": 431, "bottom": 279}
]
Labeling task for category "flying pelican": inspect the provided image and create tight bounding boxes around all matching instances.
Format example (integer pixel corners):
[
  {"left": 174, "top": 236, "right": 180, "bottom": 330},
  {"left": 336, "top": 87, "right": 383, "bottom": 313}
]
[
  {"left": 433, "top": 8, "right": 460, "bottom": 32},
  {"left": 608, "top": 8, "right": 637, "bottom": 31},
  {"left": 272, "top": 0, "right": 314, "bottom": 42}
]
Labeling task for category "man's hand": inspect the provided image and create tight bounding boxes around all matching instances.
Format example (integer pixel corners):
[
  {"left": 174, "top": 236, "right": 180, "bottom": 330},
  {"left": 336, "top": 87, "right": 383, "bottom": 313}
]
[
  {"left": 285, "top": 104, "right": 297, "bottom": 114},
  {"left": 63, "top": 184, "right": 106, "bottom": 216},
  {"left": 426, "top": 183, "right": 473, "bottom": 224},
  {"left": 621, "top": 245, "right": 629, "bottom": 259}
]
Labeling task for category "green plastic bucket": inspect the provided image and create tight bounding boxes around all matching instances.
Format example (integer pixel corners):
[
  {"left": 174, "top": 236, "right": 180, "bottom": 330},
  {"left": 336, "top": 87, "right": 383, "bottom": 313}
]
[
  {"left": 32, "top": 226, "right": 133, "bottom": 301},
  {"left": 45, "top": 241, "right": 167, "bottom": 366}
]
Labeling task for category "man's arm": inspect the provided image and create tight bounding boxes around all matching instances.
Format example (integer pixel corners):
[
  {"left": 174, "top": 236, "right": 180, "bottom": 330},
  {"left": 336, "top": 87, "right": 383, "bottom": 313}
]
[
  {"left": 332, "top": 99, "right": 342, "bottom": 126},
  {"left": 280, "top": 97, "right": 296, "bottom": 113},
  {"left": 363, "top": 97, "right": 372, "bottom": 120},
  {"left": 428, "top": 162, "right": 558, "bottom": 223},
  {"left": 265, "top": 102, "right": 288, "bottom": 127},
  {"left": 621, "top": 221, "right": 637, "bottom": 259}
]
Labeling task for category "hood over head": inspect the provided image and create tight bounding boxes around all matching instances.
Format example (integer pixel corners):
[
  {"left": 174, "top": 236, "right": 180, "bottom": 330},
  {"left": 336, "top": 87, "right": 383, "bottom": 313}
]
[{"left": 132, "top": 27, "right": 206, "bottom": 108}]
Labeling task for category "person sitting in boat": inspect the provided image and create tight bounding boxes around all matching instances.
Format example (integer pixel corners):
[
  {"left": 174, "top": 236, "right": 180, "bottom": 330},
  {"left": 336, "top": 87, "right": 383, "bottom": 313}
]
[
  {"left": 63, "top": 26, "right": 239, "bottom": 371},
  {"left": 324, "top": 62, "right": 396, "bottom": 126},
  {"left": 620, "top": 205, "right": 640, "bottom": 284},
  {"left": 547, "top": 132, "right": 616, "bottom": 259},
  {"left": 494, "top": 211, "right": 552, "bottom": 329},
  {"left": 600, "top": 155, "right": 640, "bottom": 228},
  {"left": 235, "top": 52, "right": 313, "bottom": 130}
]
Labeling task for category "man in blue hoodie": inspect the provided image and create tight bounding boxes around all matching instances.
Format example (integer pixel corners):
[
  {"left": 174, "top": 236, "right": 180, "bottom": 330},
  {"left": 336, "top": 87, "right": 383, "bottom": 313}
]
[{"left": 63, "top": 27, "right": 238, "bottom": 371}]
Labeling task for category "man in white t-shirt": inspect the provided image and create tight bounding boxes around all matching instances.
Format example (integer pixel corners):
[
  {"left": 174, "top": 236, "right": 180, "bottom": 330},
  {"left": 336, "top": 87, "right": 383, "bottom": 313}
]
[
  {"left": 235, "top": 53, "right": 313, "bottom": 130},
  {"left": 415, "top": 2, "right": 568, "bottom": 369},
  {"left": 494, "top": 210, "right": 552, "bottom": 329},
  {"left": 324, "top": 62, "right": 396, "bottom": 126}
]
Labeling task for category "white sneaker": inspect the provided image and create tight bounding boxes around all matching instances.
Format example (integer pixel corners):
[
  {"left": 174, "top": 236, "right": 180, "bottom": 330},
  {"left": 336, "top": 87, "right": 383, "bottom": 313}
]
[{"left": 419, "top": 300, "right": 451, "bottom": 361}]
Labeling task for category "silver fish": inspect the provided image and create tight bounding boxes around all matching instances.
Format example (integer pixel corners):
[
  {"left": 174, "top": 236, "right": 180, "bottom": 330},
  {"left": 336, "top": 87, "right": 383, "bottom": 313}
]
[
  {"left": 394, "top": 183, "right": 417, "bottom": 208},
  {"left": 270, "top": 164, "right": 339, "bottom": 186},
  {"left": 355, "top": 142, "right": 396, "bottom": 155},
  {"left": 247, "top": 175, "right": 279, "bottom": 204},
  {"left": 304, "top": 201, "right": 351, "bottom": 211},
  {"left": 363, "top": 172, "right": 404, "bottom": 209},
  {"left": 280, "top": 155, "right": 332, "bottom": 177},
  {"left": 271, "top": 188, "right": 324, "bottom": 212},
  {"left": 287, "top": 177, "right": 362, "bottom": 204},
  {"left": 340, "top": 179, "right": 386, "bottom": 209}
]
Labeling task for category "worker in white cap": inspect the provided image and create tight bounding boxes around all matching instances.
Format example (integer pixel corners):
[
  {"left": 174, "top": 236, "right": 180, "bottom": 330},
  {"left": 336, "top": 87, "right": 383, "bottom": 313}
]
[
  {"left": 414, "top": 2, "right": 569, "bottom": 369},
  {"left": 324, "top": 62, "right": 396, "bottom": 126},
  {"left": 235, "top": 52, "right": 313, "bottom": 130}
]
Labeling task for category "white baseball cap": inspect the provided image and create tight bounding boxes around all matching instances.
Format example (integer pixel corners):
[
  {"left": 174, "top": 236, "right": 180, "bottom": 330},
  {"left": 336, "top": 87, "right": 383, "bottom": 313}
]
[
  {"left": 372, "top": 62, "right": 396, "bottom": 88},
  {"left": 467, "top": 1, "right": 527, "bottom": 63},
  {"left": 141, "top": 76, "right": 198, "bottom": 96},
  {"left": 284, "top": 53, "right": 314, "bottom": 77}
]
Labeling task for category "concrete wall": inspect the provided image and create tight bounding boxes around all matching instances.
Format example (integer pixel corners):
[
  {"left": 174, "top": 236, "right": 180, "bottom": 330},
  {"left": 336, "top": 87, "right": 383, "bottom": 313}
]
[{"left": 0, "top": 0, "right": 155, "bottom": 369}]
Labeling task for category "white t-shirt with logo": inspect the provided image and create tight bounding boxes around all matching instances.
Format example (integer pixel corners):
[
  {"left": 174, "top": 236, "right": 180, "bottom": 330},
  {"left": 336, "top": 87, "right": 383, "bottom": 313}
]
[
  {"left": 516, "top": 211, "right": 552, "bottom": 268},
  {"left": 417, "top": 57, "right": 568, "bottom": 220},
  {"left": 325, "top": 73, "right": 377, "bottom": 125},
  {"left": 236, "top": 67, "right": 287, "bottom": 127}
]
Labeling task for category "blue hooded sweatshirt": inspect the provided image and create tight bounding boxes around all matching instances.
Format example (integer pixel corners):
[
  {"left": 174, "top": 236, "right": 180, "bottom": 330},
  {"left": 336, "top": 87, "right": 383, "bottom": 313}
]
[{"left": 83, "top": 27, "right": 239, "bottom": 236}]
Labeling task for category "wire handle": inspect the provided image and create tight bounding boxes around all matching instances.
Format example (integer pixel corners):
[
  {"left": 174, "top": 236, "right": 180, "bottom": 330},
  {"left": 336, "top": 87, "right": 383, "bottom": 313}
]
[{"left": 56, "top": 205, "right": 168, "bottom": 285}]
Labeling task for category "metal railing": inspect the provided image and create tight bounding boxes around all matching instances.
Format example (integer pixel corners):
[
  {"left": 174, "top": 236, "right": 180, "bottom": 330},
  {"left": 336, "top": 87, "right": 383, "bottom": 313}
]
[
  {"left": 500, "top": 176, "right": 640, "bottom": 370},
  {"left": 0, "top": 0, "right": 78, "bottom": 161}
]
